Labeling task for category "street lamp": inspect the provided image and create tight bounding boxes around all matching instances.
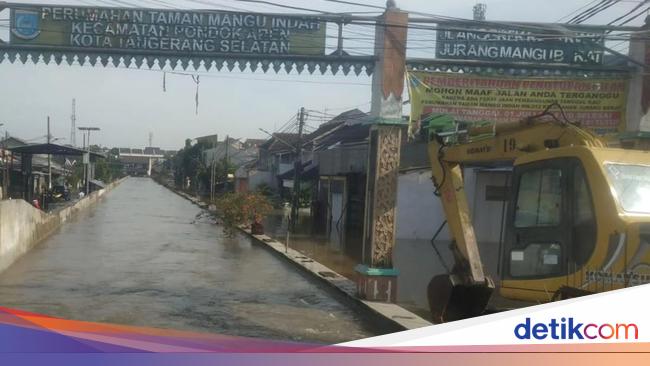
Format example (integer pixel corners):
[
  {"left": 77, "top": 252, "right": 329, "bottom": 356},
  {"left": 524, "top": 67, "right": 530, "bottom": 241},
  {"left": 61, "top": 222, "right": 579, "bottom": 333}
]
[{"left": 78, "top": 127, "right": 100, "bottom": 195}]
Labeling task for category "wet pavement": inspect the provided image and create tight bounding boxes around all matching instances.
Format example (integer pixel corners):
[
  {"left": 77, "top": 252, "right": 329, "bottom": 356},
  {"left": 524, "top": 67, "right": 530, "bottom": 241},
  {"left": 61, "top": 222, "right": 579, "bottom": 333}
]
[{"left": 0, "top": 178, "right": 379, "bottom": 343}]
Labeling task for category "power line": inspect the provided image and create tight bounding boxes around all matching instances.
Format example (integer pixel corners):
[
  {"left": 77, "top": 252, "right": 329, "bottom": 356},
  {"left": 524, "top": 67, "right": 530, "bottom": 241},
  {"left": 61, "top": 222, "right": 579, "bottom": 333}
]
[
  {"left": 618, "top": 7, "right": 650, "bottom": 26},
  {"left": 2, "top": 2, "right": 644, "bottom": 36},
  {"left": 557, "top": 0, "right": 601, "bottom": 22},
  {"left": 229, "top": 0, "right": 333, "bottom": 14},
  {"left": 276, "top": 114, "right": 298, "bottom": 133},
  {"left": 568, "top": 0, "right": 611, "bottom": 23},
  {"left": 570, "top": 0, "right": 620, "bottom": 24},
  {"left": 186, "top": 0, "right": 277, "bottom": 13},
  {"left": 608, "top": 0, "right": 650, "bottom": 25},
  {"left": 320, "top": 0, "right": 385, "bottom": 10},
  {"left": 137, "top": 0, "right": 183, "bottom": 8}
]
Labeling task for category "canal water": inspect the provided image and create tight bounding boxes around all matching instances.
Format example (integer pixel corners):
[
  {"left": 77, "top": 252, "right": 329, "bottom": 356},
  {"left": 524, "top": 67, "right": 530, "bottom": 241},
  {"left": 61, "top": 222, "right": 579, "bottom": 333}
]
[{"left": 0, "top": 178, "right": 379, "bottom": 343}]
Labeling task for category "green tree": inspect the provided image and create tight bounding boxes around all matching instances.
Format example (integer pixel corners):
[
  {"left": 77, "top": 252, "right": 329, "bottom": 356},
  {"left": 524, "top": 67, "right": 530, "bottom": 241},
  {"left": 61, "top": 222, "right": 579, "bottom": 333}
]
[{"left": 172, "top": 139, "right": 210, "bottom": 194}]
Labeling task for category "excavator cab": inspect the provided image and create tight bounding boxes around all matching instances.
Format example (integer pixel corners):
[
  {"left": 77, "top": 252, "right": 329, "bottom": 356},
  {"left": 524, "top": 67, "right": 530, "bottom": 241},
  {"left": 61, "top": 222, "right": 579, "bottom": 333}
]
[
  {"left": 425, "top": 111, "right": 650, "bottom": 322},
  {"left": 500, "top": 148, "right": 650, "bottom": 302},
  {"left": 501, "top": 157, "right": 596, "bottom": 295}
]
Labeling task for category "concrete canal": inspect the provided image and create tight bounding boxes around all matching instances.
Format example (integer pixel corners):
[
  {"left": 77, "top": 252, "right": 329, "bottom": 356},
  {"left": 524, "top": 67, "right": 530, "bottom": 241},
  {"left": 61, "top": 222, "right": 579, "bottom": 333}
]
[{"left": 0, "top": 178, "right": 379, "bottom": 343}]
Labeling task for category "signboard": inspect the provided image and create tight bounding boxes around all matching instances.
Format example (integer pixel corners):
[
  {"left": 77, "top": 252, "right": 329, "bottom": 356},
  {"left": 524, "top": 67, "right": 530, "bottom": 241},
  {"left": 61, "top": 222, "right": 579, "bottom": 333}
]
[
  {"left": 436, "top": 22, "right": 605, "bottom": 65},
  {"left": 407, "top": 71, "right": 628, "bottom": 136},
  {"left": 9, "top": 5, "right": 327, "bottom": 56}
]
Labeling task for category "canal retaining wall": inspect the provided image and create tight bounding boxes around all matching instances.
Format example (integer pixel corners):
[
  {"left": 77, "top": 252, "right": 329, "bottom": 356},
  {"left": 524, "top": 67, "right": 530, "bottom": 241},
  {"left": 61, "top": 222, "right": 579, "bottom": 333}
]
[{"left": 0, "top": 178, "right": 125, "bottom": 274}]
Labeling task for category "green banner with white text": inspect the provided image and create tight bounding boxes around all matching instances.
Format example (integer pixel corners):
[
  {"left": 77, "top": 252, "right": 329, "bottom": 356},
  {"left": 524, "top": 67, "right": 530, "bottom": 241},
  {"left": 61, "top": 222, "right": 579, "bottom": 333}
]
[
  {"left": 407, "top": 71, "right": 629, "bottom": 136},
  {"left": 10, "top": 5, "right": 326, "bottom": 56}
]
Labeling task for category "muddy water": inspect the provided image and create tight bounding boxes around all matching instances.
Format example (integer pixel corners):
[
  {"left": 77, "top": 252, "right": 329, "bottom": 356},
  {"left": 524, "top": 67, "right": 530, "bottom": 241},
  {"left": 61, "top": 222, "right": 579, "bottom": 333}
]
[{"left": 0, "top": 178, "right": 378, "bottom": 343}]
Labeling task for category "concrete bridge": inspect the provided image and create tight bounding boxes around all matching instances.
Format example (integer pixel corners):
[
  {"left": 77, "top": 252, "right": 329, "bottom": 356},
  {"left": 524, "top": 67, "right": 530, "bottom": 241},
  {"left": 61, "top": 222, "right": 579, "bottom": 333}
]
[{"left": 118, "top": 147, "right": 165, "bottom": 176}]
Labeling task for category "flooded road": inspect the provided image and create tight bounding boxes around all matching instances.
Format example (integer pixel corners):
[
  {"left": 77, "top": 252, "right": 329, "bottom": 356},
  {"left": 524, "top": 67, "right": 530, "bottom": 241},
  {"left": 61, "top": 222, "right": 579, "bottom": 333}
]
[{"left": 0, "top": 178, "right": 378, "bottom": 343}]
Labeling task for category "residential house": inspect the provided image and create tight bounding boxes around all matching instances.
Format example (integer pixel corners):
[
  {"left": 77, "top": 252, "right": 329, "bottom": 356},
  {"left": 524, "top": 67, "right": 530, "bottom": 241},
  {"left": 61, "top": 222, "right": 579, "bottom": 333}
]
[{"left": 254, "top": 132, "right": 301, "bottom": 194}]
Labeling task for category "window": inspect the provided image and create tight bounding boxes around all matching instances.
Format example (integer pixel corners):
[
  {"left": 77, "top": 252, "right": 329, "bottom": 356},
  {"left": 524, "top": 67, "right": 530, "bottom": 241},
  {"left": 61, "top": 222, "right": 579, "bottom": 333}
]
[
  {"left": 514, "top": 168, "right": 562, "bottom": 228},
  {"left": 510, "top": 243, "right": 562, "bottom": 277},
  {"left": 574, "top": 167, "right": 595, "bottom": 224},
  {"left": 605, "top": 164, "right": 650, "bottom": 214}
]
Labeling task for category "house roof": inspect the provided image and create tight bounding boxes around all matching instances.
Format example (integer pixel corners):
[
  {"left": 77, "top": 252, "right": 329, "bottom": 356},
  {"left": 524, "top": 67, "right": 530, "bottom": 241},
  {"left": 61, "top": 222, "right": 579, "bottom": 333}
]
[
  {"left": 243, "top": 139, "right": 267, "bottom": 148},
  {"left": 314, "top": 123, "right": 371, "bottom": 151},
  {"left": 261, "top": 133, "right": 300, "bottom": 153},
  {"left": 1, "top": 136, "right": 29, "bottom": 149},
  {"left": 259, "top": 109, "right": 370, "bottom": 154},
  {"left": 9, "top": 143, "right": 105, "bottom": 158},
  {"left": 326, "top": 108, "right": 368, "bottom": 125},
  {"left": 305, "top": 109, "right": 368, "bottom": 148}
]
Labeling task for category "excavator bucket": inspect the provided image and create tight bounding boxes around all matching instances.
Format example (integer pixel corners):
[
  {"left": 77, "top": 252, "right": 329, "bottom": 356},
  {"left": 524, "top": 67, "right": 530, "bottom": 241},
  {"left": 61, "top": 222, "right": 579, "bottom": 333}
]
[{"left": 427, "top": 274, "right": 494, "bottom": 324}]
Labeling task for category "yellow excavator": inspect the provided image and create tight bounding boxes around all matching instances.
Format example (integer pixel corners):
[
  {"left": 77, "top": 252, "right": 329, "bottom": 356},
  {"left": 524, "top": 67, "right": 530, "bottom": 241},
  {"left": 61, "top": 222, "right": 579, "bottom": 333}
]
[{"left": 426, "top": 103, "right": 650, "bottom": 323}]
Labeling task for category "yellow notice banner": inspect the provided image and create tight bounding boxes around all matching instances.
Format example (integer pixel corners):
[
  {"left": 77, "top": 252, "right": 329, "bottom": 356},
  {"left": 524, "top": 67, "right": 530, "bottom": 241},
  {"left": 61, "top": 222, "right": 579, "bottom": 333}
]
[{"left": 407, "top": 71, "right": 628, "bottom": 136}]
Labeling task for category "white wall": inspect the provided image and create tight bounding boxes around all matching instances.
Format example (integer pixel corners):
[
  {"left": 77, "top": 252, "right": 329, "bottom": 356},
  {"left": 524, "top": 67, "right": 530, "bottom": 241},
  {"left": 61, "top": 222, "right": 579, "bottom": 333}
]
[
  {"left": 470, "top": 171, "right": 510, "bottom": 244},
  {"left": 396, "top": 168, "right": 478, "bottom": 241}
]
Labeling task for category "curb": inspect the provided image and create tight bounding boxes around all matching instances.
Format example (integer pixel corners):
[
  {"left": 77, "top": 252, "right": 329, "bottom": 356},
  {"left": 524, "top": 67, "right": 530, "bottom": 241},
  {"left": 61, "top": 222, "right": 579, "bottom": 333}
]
[{"left": 239, "top": 228, "right": 432, "bottom": 332}]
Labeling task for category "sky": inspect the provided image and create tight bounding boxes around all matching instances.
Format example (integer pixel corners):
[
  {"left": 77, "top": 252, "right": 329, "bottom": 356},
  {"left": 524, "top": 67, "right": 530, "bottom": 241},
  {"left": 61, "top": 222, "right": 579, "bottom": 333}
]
[{"left": 0, "top": 0, "right": 646, "bottom": 150}]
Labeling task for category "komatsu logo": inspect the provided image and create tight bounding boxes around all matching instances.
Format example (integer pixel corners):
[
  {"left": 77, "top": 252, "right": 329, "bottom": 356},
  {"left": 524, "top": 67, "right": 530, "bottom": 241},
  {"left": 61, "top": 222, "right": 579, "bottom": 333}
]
[{"left": 467, "top": 145, "right": 492, "bottom": 154}]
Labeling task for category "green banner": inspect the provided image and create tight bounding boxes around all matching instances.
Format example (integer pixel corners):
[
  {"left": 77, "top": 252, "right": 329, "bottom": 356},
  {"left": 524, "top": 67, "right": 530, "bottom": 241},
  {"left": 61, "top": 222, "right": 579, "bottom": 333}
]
[
  {"left": 10, "top": 5, "right": 327, "bottom": 56},
  {"left": 407, "top": 71, "right": 629, "bottom": 136},
  {"left": 436, "top": 22, "right": 605, "bottom": 66}
]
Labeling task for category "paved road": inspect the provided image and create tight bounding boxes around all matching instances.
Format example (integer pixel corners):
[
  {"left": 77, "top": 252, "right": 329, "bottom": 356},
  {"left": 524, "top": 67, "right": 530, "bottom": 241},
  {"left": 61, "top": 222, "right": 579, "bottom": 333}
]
[{"left": 0, "top": 178, "right": 378, "bottom": 343}]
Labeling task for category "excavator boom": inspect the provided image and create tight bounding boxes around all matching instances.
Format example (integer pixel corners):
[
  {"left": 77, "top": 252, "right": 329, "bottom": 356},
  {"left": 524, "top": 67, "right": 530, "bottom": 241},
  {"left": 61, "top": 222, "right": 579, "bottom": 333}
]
[{"left": 427, "top": 110, "right": 606, "bottom": 323}]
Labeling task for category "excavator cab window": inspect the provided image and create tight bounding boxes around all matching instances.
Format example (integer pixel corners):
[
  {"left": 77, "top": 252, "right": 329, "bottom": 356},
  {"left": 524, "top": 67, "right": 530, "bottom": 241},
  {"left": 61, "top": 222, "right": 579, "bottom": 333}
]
[
  {"left": 503, "top": 158, "right": 597, "bottom": 280},
  {"left": 513, "top": 168, "right": 563, "bottom": 228},
  {"left": 509, "top": 165, "right": 564, "bottom": 277}
]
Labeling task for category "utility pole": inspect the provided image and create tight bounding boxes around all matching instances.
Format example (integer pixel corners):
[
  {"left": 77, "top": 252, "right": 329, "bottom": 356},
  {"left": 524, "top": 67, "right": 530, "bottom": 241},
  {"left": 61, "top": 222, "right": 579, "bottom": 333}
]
[
  {"left": 82, "top": 132, "right": 86, "bottom": 194},
  {"left": 210, "top": 157, "right": 215, "bottom": 202},
  {"left": 70, "top": 99, "right": 76, "bottom": 147},
  {"left": 290, "top": 107, "right": 305, "bottom": 231},
  {"left": 224, "top": 135, "right": 229, "bottom": 166},
  {"left": 78, "top": 126, "right": 100, "bottom": 195},
  {"left": 224, "top": 134, "right": 230, "bottom": 192},
  {"left": 2, "top": 130, "right": 7, "bottom": 199},
  {"left": 0, "top": 124, "right": 6, "bottom": 200},
  {"left": 47, "top": 117, "right": 52, "bottom": 191}
]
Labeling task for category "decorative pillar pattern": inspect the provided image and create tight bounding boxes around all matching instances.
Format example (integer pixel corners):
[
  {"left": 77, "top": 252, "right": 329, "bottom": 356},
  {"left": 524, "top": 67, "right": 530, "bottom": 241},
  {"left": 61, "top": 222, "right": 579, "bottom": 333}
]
[{"left": 367, "top": 125, "right": 401, "bottom": 268}]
